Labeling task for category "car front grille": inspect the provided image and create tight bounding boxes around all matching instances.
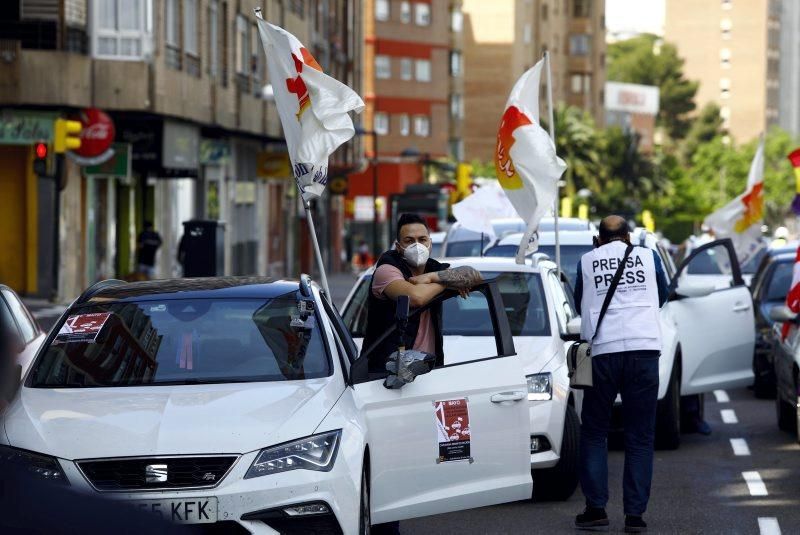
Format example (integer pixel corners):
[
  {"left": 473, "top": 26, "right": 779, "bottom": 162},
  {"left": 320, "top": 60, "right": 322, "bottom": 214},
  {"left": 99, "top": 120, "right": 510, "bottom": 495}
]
[{"left": 77, "top": 455, "right": 238, "bottom": 491}]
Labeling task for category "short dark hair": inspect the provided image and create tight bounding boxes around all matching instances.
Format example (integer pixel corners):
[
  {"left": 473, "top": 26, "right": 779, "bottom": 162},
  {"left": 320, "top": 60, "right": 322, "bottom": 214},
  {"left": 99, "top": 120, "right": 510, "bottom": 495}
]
[
  {"left": 396, "top": 213, "right": 428, "bottom": 239},
  {"left": 144, "top": 221, "right": 154, "bottom": 229},
  {"left": 598, "top": 215, "right": 629, "bottom": 242}
]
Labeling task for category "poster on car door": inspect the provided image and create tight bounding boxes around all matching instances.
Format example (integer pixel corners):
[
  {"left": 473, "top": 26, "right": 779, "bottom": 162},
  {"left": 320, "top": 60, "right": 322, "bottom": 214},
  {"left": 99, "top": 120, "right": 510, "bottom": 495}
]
[
  {"left": 55, "top": 312, "right": 112, "bottom": 343},
  {"left": 435, "top": 398, "right": 472, "bottom": 463}
]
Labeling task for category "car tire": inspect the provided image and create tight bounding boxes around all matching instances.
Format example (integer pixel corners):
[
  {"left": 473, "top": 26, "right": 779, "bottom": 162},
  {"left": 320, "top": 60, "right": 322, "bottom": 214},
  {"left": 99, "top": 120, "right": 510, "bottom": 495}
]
[
  {"left": 359, "top": 464, "right": 371, "bottom": 535},
  {"left": 776, "top": 388, "right": 796, "bottom": 433},
  {"left": 753, "top": 353, "right": 776, "bottom": 399},
  {"left": 655, "top": 362, "right": 681, "bottom": 450},
  {"left": 532, "top": 405, "right": 580, "bottom": 502}
]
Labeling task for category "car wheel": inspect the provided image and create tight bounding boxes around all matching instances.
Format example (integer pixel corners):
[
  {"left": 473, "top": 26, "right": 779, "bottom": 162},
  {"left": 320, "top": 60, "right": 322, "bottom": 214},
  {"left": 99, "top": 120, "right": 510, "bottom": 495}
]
[
  {"left": 655, "top": 362, "right": 681, "bottom": 450},
  {"left": 359, "top": 465, "right": 371, "bottom": 535},
  {"left": 532, "top": 404, "right": 580, "bottom": 502},
  {"left": 753, "top": 352, "right": 776, "bottom": 399},
  {"left": 776, "top": 386, "right": 796, "bottom": 433}
]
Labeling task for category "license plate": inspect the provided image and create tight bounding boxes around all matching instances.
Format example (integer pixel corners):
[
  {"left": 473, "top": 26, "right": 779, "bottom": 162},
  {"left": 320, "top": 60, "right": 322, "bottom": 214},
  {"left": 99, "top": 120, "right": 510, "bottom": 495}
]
[{"left": 132, "top": 497, "right": 218, "bottom": 524}]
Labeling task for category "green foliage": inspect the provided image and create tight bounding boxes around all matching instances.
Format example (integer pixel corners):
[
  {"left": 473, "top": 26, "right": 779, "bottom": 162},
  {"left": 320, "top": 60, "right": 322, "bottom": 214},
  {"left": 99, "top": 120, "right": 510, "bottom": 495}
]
[
  {"left": 680, "top": 103, "right": 725, "bottom": 165},
  {"left": 607, "top": 34, "right": 699, "bottom": 140}
]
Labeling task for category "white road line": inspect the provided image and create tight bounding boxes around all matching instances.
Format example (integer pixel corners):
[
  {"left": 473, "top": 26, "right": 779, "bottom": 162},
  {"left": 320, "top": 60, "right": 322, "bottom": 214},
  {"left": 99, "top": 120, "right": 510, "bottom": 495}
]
[
  {"left": 742, "top": 471, "right": 768, "bottom": 496},
  {"left": 730, "top": 438, "right": 751, "bottom": 456},
  {"left": 721, "top": 409, "right": 739, "bottom": 424},
  {"left": 758, "top": 517, "right": 781, "bottom": 535},
  {"left": 714, "top": 389, "right": 730, "bottom": 403}
]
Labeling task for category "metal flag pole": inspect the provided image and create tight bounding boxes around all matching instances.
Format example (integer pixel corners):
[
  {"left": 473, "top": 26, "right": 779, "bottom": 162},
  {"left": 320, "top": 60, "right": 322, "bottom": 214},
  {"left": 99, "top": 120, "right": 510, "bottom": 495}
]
[{"left": 544, "top": 51, "right": 560, "bottom": 273}]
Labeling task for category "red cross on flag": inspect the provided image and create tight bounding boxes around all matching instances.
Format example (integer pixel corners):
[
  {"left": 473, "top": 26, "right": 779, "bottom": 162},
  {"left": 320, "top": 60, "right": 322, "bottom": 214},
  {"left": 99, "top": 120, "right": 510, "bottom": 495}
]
[{"left": 256, "top": 14, "right": 364, "bottom": 200}]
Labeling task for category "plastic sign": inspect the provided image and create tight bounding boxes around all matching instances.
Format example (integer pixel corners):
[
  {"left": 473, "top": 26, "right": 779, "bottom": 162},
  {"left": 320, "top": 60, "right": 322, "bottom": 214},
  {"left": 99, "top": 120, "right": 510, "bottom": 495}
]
[
  {"left": 53, "top": 118, "right": 82, "bottom": 153},
  {"left": 435, "top": 398, "right": 472, "bottom": 463},
  {"left": 69, "top": 108, "right": 116, "bottom": 166}
]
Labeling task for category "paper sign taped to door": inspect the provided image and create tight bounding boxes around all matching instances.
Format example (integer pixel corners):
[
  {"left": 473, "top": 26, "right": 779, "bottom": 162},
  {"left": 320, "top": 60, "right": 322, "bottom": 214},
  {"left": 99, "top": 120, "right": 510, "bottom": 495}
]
[
  {"left": 435, "top": 398, "right": 472, "bottom": 463},
  {"left": 55, "top": 312, "right": 112, "bottom": 343}
]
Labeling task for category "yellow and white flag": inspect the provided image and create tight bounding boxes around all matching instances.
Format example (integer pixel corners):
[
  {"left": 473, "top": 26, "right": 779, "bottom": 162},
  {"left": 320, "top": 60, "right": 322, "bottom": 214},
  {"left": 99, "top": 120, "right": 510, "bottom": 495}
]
[
  {"left": 494, "top": 58, "right": 567, "bottom": 263},
  {"left": 256, "top": 15, "right": 364, "bottom": 200}
]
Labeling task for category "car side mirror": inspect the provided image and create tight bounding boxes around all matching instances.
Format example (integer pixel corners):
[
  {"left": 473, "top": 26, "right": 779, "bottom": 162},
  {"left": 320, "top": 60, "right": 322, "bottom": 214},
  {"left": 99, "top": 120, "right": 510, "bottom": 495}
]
[
  {"left": 562, "top": 317, "right": 582, "bottom": 341},
  {"left": 383, "top": 350, "right": 436, "bottom": 389},
  {"left": 770, "top": 305, "right": 797, "bottom": 323},
  {"left": 673, "top": 281, "right": 716, "bottom": 299}
]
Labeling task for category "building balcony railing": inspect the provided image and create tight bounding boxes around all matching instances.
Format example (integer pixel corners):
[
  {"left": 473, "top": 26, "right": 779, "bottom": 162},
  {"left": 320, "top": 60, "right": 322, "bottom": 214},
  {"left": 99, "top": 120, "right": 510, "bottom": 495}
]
[{"left": 0, "top": 20, "right": 59, "bottom": 51}]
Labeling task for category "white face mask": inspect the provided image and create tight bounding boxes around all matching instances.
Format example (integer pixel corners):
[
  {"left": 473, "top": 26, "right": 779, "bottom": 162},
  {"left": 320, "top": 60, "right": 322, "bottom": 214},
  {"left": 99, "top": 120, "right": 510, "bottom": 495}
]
[{"left": 398, "top": 241, "right": 430, "bottom": 267}]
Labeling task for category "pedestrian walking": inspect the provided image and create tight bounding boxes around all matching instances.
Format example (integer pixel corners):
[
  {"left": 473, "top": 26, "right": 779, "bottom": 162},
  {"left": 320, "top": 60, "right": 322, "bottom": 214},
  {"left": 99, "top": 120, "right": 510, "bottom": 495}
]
[
  {"left": 573, "top": 215, "right": 669, "bottom": 533},
  {"left": 136, "top": 221, "right": 162, "bottom": 280},
  {"left": 351, "top": 240, "right": 375, "bottom": 273}
]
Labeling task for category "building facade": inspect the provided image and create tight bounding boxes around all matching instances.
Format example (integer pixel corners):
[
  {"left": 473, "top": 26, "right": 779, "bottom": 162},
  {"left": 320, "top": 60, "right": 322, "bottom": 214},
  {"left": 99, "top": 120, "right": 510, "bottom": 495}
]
[
  {"left": 461, "top": 0, "right": 606, "bottom": 162},
  {"left": 665, "top": 0, "right": 780, "bottom": 144},
  {"left": 779, "top": 0, "right": 800, "bottom": 136},
  {"left": 0, "top": 0, "right": 362, "bottom": 300}
]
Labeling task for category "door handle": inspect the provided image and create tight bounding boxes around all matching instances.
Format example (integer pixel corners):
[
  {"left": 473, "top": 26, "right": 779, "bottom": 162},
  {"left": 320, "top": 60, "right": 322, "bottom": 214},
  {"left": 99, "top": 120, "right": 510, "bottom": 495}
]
[
  {"left": 491, "top": 391, "right": 526, "bottom": 403},
  {"left": 733, "top": 303, "right": 751, "bottom": 312}
]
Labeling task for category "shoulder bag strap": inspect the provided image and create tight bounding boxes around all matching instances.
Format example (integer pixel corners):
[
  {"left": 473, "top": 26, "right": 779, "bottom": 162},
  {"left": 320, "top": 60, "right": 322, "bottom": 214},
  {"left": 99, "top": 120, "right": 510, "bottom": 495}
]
[{"left": 592, "top": 244, "right": 634, "bottom": 342}]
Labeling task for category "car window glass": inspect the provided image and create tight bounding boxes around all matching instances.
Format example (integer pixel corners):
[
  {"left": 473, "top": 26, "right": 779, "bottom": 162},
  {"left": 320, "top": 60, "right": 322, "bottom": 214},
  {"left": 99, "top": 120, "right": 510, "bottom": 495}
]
[
  {"left": 321, "top": 296, "right": 358, "bottom": 367},
  {"left": 685, "top": 244, "right": 732, "bottom": 276},
  {"left": 547, "top": 271, "right": 571, "bottom": 330},
  {"left": 766, "top": 261, "right": 794, "bottom": 302},
  {"left": 342, "top": 278, "right": 370, "bottom": 337},
  {"left": 0, "top": 298, "right": 20, "bottom": 344},
  {"left": 538, "top": 245, "right": 592, "bottom": 287},
  {"left": 445, "top": 238, "right": 491, "bottom": 258},
  {"left": 656, "top": 244, "right": 676, "bottom": 280},
  {"left": 2, "top": 289, "right": 36, "bottom": 343}
]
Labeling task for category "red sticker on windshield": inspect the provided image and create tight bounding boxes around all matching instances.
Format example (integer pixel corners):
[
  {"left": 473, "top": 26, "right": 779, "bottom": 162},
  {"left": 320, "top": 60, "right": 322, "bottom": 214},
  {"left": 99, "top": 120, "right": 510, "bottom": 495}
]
[
  {"left": 435, "top": 398, "right": 472, "bottom": 463},
  {"left": 56, "top": 313, "right": 112, "bottom": 343}
]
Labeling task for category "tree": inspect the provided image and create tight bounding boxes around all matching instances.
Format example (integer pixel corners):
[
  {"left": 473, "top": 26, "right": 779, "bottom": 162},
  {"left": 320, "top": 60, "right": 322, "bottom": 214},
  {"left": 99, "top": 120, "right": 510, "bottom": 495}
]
[
  {"left": 551, "top": 104, "right": 607, "bottom": 199},
  {"left": 607, "top": 34, "right": 699, "bottom": 140},
  {"left": 680, "top": 102, "right": 725, "bottom": 165}
]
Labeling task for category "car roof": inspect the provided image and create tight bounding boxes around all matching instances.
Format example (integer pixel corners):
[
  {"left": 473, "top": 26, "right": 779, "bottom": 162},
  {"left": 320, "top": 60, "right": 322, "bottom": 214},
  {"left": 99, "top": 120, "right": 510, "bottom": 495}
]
[
  {"left": 85, "top": 277, "right": 303, "bottom": 303},
  {"left": 769, "top": 252, "right": 796, "bottom": 263},
  {"left": 495, "top": 230, "right": 594, "bottom": 247}
]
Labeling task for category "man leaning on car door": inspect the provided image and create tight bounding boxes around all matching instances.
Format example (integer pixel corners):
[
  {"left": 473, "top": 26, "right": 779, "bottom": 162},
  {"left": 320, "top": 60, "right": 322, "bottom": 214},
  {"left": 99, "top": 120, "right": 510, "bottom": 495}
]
[{"left": 573, "top": 215, "right": 669, "bottom": 534}]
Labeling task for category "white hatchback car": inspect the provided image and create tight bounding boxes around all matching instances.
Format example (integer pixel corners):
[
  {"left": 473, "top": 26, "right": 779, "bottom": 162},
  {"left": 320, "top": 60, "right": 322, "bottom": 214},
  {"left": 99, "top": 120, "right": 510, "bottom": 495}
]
[
  {"left": 342, "top": 257, "right": 584, "bottom": 501},
  {"left": 1, "top": 276, "right": 534, "bottom": 533}
]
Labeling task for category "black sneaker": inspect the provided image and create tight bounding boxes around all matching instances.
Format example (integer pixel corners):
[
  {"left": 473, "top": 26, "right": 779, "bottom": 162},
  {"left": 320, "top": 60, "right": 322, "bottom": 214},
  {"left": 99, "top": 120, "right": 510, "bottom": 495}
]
[
  {"left": 575, "top": 507, "right": 609, "bottom": 531},
  {"left": 624, "top": 515, "right": 647, "bottom": 533}
]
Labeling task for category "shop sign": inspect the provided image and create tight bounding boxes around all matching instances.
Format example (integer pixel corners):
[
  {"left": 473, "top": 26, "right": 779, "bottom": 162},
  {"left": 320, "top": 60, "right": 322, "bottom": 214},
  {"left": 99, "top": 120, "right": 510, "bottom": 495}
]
[
  {"left": 0, "top": 110, "right": 55, "bottom": 145},
  {"left": 256, "top": 151, "right": 292, "bottom": 179},
  {"left": 200, "top": 139, "right": 231, "bottom": 164},
  {"left": 235, "top": 182, "right": 256, "bottom": 204},
  {"left": 328, "top": 176, "right": 348, "bottom": 195},
  {"left": 85, "top": 143, "right": 132, "bottom": 178},
  {"left": 163, "top": 120, "right": 200, "bottom": 171},
  {"left": 73, "top": 108, "right": 115, "bottom": 163},
  {"left": 353, "top": 195, "right": 387, "bottom": 222}
]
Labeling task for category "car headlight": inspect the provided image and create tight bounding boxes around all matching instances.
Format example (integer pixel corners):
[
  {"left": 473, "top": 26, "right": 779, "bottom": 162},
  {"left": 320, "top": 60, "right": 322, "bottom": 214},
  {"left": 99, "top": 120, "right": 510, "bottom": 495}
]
[
  {"left": 526, "top": 373, "right": 552, "bottom": 401},
  {"left": 0, "top": 445, "right": 68, "bottom": 484},
  {"left": 245, "top": 430, "right": 342, "bottom": 479}
]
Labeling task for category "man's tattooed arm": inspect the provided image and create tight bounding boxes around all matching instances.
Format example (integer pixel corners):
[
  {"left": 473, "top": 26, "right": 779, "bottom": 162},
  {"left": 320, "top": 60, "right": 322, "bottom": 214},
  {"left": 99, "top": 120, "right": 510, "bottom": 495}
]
[{"left": 435, "top": 266, "right": 483, "bottom": 290}]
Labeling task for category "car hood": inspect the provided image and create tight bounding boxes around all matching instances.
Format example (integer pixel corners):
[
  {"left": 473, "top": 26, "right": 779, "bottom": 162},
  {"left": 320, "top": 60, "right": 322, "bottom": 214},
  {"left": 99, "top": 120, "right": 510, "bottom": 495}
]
[{"left": 3, "top": 378, "right": 344, "bottom": 460}]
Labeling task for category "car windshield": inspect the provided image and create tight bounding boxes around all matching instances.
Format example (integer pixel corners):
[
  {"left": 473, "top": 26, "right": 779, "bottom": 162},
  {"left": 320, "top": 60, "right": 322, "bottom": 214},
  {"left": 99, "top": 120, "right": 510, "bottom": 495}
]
[
  {"left": 445, "top": 237, "right": 492, "bottom": 257},
  {"left": 539, "top": 245, "right": 592, "bottom": 287},
  {"left": 766, "top": 261, "right": 794, "bottom": 302},
  {"left": 443, "top": 271, "right": 549, "bottom": 336},
  {"left": 741, "top": 247, "right": 768, "bottom": 274},
  {"left": 30, "top": 296, "right": 330, "bottom": 388}
]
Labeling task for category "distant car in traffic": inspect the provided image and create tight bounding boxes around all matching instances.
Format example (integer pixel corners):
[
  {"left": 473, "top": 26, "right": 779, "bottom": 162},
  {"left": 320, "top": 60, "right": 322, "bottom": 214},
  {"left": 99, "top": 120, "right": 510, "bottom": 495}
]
[
  {"left": 1, "top": 276, "right": 535, "bottom": 532},
  {"left": 342, "top": 257, "right": 584, "bottom": 501},
  {"left": 430, "top": 231, "right": 446, "bottom": 259},
  {"left": 0, "top": 284, "right": 45, "bottom": 378},
  {"left": 767, "top": 303, "right": 800, "bottom": 443}
]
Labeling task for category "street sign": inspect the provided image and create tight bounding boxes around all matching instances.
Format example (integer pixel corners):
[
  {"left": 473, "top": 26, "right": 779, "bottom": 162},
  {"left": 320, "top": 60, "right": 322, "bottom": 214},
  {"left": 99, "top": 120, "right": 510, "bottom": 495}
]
[
  {"left": 328, "top": 176, "right": 348, "bottom": 195},
  {"left": 85, "top": 143, "right": 132, "bottom": 179}
]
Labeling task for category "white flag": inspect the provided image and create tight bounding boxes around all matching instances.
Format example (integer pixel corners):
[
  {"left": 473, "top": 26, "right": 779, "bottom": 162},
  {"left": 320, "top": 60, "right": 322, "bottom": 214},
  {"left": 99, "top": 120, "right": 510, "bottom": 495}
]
[
  {"left": 494, "top": 58, "right": 567, "bottom": 262},
  {"left": 257, "top": 17, "right": 364, "bottom": 200},
  {"left": 451, "top": 183, "right": 519, "bottom": 237},
  {"left": 703, "top": 138, "right": 766, "bottom": 268}
]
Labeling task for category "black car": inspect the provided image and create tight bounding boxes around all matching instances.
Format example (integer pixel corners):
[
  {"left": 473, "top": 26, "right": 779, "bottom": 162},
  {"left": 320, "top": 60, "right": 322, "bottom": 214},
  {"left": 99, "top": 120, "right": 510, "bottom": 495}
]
[{"left": 749, "top": 250, "right": 796, "bottom": 397}]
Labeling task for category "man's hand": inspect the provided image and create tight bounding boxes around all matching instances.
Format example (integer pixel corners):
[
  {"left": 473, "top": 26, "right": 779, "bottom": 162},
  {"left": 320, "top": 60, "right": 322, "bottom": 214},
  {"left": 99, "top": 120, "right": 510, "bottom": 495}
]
[{"left": 408, "top": 273, "right": 437, "bottom": 285}]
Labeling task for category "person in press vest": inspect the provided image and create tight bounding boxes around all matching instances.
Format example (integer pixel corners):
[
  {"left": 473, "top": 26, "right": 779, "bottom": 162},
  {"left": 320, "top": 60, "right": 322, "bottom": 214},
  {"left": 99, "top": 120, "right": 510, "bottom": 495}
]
[{"left": 573, "top": 215, "right": 669, "bottom": 534}]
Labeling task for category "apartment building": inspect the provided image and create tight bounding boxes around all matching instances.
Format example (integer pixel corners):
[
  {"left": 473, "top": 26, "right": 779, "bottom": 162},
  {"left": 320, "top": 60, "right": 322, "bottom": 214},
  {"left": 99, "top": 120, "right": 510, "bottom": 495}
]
[
  {"left": 665, "top": 0, "right": 780, "bottom": 144},
  {"left": 0, "top": 0, "right": 361, "bottom": 299},
  {"left": 461, "top": 0, "right": 606, "bottom": 162}
]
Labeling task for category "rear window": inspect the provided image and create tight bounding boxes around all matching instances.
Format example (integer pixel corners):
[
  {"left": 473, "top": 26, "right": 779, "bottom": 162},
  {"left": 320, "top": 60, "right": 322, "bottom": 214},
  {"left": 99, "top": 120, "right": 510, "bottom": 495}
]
[
  {"left": 766, "top": 261, "right": 794, "bottom": 302},
  {"left": 445, "top": 238, "right": 491, "bottom": 258},
  {"left": 30, "top": 296, "right": 330, "bottom": 388}
]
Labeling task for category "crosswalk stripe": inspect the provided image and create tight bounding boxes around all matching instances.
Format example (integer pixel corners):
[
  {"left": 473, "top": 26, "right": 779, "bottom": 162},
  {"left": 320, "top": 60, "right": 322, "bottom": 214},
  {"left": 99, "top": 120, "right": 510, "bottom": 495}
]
[
  {"left": 742, "top": 471, "right": 768, "bottom": 496},
  {"left": 714, "top": 389, "right": 730, "bottom": 403},
  {"left": 721, "top": 409, "right": 738, "bottom": 424},
  {"left": 758, "top": 517, "right": 781, "bottom": 535},
  {"left": 730, "top": 438, "right": 750, "bottom": 456}
]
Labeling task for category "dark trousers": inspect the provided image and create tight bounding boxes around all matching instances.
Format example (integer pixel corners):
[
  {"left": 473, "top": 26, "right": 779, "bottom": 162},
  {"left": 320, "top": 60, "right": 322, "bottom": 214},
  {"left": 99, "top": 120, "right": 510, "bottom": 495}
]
[{"left": 579, "top": 350, "right": 660, "bottom": 516}]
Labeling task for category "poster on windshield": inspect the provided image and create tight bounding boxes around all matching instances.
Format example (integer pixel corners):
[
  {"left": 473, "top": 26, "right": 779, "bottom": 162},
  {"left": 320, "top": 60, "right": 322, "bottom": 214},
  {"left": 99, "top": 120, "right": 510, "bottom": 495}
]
[
  {"left": 435, "top": 398, "right": 472, "bottom": 463},
  {"left": 55, "top": 312, "right": 112, "bottom": 344}
]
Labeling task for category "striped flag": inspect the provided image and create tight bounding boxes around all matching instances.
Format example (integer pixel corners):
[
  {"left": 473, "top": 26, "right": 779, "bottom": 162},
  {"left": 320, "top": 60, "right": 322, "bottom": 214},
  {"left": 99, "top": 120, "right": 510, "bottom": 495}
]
[
  {"left": 787, "top": 148, "right": 800, "bottom": 215},
  {"left": 782, "top": 247, "right": 800, "bottom": 339}
]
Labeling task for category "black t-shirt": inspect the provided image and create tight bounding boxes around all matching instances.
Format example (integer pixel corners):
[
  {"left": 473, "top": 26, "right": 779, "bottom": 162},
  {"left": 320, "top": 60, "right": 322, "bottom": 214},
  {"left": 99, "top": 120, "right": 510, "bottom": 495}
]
[{"left": 137, "top": 230, "right": 163, "bottom": 266}]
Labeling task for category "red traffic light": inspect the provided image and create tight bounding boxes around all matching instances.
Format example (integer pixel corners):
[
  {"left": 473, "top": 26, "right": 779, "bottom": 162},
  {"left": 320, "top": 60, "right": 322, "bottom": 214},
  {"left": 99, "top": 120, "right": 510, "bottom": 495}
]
[{"left": 35, "top": 142, "right": 48, "bottom": 159}]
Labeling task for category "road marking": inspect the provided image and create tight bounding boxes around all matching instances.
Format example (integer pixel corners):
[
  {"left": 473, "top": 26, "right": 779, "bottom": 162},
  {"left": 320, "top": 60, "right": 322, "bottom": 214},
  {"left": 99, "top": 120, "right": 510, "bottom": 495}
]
[
  {"left": 742, "top": 471, "right": 768, "bottom": 496},
  {"left": 758, "top": 517, "right": 781, "bottom": 535},
  {"left": 730, "top": 438, "right": 751, "bottom": 456},
  {"left": 721, "top": 409, "right": 738, "bottom": 424},
  {"left": 714, "top": 389, "right": 730, "bottom": 403}
]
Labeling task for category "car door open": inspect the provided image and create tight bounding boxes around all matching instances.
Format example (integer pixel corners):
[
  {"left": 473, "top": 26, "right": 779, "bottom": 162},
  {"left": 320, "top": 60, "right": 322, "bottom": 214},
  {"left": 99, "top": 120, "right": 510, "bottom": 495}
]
[
  {"left": 350, "top": 282, "right": 532, "bottom": 524},
  {"left": 670, "top": 238, "right": 756, "bottom": 394}
]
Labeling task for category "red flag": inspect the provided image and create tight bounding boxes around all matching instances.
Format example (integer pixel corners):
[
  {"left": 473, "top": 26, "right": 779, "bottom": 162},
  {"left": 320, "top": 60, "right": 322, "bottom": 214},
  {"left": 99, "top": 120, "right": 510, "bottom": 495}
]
[
  {"left": 787, "top": 149, "right": 800, "bottom": 215},
  {"left": 782, "top": 247, "right": 800, "bottom": 339}
]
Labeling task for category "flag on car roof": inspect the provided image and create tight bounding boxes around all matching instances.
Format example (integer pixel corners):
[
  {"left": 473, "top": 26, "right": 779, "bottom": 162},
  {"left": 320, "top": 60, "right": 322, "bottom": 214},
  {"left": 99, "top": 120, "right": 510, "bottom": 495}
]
[
  {"left": 256, "top": 13, "right": 364, "bottom": 201},
  {"left": 703, "top": 137, "right": 766, "bottom": 268},
  {"left": 787, "top": 148, "right": 800, "bottom": 215},
  {"left": 494, "top": 57, "right": 567, "bottom": 262},
  {"left": 782, "top": 247, "right": 800, "bottom": 339}
]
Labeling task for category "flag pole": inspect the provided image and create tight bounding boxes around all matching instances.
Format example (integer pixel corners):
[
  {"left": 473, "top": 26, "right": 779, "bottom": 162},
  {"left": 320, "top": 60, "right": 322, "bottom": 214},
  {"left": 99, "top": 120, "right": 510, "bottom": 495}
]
[{"left": 544, "top": 51, "right": 560, "bottom": 273}]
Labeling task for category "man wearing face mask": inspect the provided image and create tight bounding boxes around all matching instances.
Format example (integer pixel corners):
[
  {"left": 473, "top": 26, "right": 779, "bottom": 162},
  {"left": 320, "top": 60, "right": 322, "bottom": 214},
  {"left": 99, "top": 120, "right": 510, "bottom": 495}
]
[{"left": 362, "top": 213, "right": 483, "bottom": 374}]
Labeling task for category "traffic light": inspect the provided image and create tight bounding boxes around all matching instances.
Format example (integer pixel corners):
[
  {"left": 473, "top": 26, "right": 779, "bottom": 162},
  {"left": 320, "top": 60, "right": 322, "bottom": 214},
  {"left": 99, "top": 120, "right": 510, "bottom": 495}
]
[
  {"left": 456, "top": 163, "right": 473, "bottom": 201},
  {"left": 54, "top": 118, "right": 82, "bottom": 153},
  {"left": 33, "top": 142, "right": 50, "bottom": 176}
]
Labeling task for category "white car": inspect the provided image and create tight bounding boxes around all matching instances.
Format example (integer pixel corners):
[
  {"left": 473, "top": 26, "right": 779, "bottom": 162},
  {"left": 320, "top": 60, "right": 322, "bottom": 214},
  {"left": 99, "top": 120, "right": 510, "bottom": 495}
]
[
  {"left": 484, "top": 229, "right": 757, "bottom": 449},
  {"left": 342, "top": 257, "right": 584, "bottom": 501},
  {"left": 1, "top": 276, "right": 534, "bottom": 533}
]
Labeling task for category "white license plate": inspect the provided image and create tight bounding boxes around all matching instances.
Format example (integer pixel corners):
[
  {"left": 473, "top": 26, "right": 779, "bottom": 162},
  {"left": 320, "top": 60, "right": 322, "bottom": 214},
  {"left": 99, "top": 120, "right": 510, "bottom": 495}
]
[{"left": 132, "top": 497, "right": 218, "bottom": 524}]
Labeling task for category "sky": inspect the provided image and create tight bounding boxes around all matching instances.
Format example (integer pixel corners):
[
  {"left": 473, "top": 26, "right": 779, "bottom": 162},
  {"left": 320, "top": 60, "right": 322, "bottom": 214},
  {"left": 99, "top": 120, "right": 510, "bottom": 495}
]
[{"left": 605, "top": 0, "right": 666, "bottom": 38}]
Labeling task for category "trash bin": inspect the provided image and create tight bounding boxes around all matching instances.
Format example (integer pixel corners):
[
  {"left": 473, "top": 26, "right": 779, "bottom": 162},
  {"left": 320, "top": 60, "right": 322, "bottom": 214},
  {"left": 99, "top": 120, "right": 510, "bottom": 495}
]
[{"left": 180, "top": 220, "right": 225, "bottom": 277}]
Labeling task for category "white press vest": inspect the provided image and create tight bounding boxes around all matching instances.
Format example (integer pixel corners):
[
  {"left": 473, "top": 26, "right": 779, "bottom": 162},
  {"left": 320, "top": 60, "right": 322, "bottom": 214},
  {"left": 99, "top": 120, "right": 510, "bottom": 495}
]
[{"left": 580, "top": 241, "right": 661, "bottom": 356}]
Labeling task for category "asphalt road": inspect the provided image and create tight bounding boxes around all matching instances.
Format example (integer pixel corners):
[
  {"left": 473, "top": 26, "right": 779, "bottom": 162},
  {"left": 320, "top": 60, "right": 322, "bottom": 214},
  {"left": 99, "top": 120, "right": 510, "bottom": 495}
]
[{"left": 401, "top": 387, "right": 800, "bottom": 535}]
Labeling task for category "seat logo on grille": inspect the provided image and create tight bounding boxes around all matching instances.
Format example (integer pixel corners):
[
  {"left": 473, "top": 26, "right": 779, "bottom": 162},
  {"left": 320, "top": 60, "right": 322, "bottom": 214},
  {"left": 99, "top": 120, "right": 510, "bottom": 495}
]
[{"left": 145, "top": 464, "right": 168, "bottom": 483}]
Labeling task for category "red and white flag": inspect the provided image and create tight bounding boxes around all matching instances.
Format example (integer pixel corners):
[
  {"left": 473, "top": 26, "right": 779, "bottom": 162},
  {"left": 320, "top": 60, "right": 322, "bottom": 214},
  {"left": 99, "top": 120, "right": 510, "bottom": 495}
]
[
  {"left": 783, "top": 247, "right": 800, "bottom": 339},
  {"left": 256, "top": 14, "right": 364, "bottom": 200}
]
